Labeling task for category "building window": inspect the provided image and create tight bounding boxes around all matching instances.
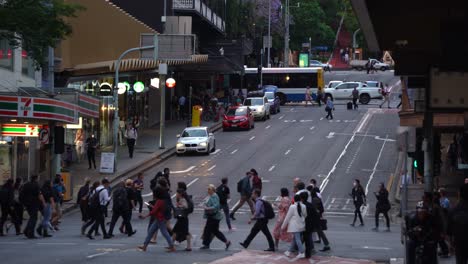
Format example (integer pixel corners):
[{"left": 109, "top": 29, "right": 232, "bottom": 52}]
[
  {"left": 0, "top": 39, "right": 13, "bottom": 71},
  {"left": 21, "top": 50, "right": 35, "bottom": 78}
]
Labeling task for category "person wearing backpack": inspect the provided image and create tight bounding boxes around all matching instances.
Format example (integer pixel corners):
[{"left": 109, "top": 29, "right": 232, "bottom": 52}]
[
  {"left": 108, "top": 180, "right": 136, "bottom": 237},
  {"left": 281, "top": 194, "right": 307, "bottom": 258},
  {"left": 172, "top": 189, "right": 192, "bottom": 251},
  {"left": 77, "top": 178, "right": 91, "bottom": 223},
  {"left": 372, "top": 183, "right": 391, "bottom": 232},
  {"left": 86, "top": 179, "right": 111, "bottom": 239},
  {"left": 81, "top": 181, "right": 100, "bottom": 236},
  {"left": 0, "top": 179, "right": 16, "bottom": 236},
  {"left": 216, "top": 178, "right": 231, "bottom": 231},
  {"left": 240, "top": 189, "right": 275, "bottom": 252},
  {"left": 230, "top": 172, "right": 254, "bottom": 220},
  {"left": 138, "top": 187, "right": 175, "bottom": 252},
  {"left": 21, "top": 175, "right": 45, "bottom": 239}
]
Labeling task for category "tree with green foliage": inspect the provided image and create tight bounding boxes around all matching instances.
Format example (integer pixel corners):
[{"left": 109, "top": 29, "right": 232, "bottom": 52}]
[
  {"left": 0, "top": 0, "right": 84, "bottom": 68},
  {"left": 289, "top": 0, "right": 335, "bottom": 50}
]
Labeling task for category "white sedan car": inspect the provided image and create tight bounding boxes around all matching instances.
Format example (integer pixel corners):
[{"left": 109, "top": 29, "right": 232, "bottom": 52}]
[{"left": 176, "top": 127, "right": 215, "bottom": 155}]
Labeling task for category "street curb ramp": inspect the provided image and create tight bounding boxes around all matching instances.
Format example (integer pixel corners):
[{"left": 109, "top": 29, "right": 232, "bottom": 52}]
[{"left": 63, "top": 122, "right": 222, "bottom": 215}]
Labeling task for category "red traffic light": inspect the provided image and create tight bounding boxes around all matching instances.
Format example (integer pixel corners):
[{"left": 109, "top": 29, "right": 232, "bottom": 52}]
[{"left": 166, "top": 78, "right": 176, "bottom": 88}]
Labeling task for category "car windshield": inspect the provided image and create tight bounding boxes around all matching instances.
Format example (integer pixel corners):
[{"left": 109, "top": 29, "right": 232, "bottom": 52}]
[
  {"left": 265, "top": 92, "right": 274, "bottom": 100},
  {"left": 310, "top": 60, "right": 320, "bottom": 65},
  {"left": 244, "top": 98, "right": 263, "bottom": 106},
  {"left": 227, "top": 108, "right": 247, "bottom": 116},
  {"left": 329, "top": 82, "right": 341, "bottom": 88},
  {"left": 181, "top": 129, "right": 207, "bottom": 137}
]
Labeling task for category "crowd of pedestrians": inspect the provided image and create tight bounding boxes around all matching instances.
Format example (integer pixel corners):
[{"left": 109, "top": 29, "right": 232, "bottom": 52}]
[
  {"left": 6, "top": 166, "right": 468, "bottom": 262},
  {"left": 0, "top": 174, "right": 66, "bottom": 238}
]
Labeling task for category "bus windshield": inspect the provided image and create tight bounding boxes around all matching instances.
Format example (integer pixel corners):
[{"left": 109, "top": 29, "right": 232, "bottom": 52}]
[{"left": 265, "top": 92, "right": 275, "bottom": 100}]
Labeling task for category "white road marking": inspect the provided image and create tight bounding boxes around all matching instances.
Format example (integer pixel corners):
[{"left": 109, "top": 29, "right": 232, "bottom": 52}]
[
  {"left": 268, "top": 165, "right": 276, "bottom": 172},
  {"left": 362, "top": 246, "right": 392, "bottom": 250},
  {"left": 87, "top": 252, "right": 109, "bottom": 259},
  {"left": 210, "top": 149, "right": 221, "bottom": 155},
  {"left": 87, "top": 243, "right": 126, "bottom": 246},
  {"left": 265, "top": 125, "right": 271, "bottom": 129},
  {"left": 320, "top": 117, "right": 324, "bottom": 121},
  {"left": 355, "top": 112, "right": 371, "bottom": 133},
  {"left": 231, "top": 149, "right": 238, "bottom": 154},
  {"left": 365, "top": 136, "right": 389, "bottom": 195},
  {"left": 172, "top": 166, "right": 196, "bottom": 174},
  {"left": 37, "top": 242, "right": 77, "bottom": 245},
  {"left": 375, "top": 136, "right": 396, "bottom": 142},
  {"left": 326, "top": 132, "right": 335, "bottom": 139},
  {"left": 299, "top": 136, "right": 304, "bottom": 142},
  {"left": 279, "top": 115, "right": 284, "bottom": 120},
  {"left": 284, "top": 149, "right": 292, "bottom": 155},
  {"left": 320, "top": 132, "right": 357, "bottom": 192},
  {"left": 249, "top": 136, "right": 255, "bottom": 141},
  {"left": 310, "top": 126, "right": 315, "bottom": 130},
  {"left": 207, "top": 165, "right": 216, "bottom": 171},
  {"left": 299, "top": 119, "right": 313, "bottom": 122}
]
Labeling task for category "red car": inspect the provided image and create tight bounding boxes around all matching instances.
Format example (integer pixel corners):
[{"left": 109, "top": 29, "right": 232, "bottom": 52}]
[{"left": 222, "top": 106, "right": 255, "bottom": 131}]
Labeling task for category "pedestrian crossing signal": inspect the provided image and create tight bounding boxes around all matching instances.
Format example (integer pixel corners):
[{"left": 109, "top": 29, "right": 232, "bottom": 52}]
[{"left": 413, "top": 160, "right": 418, "bottom": 168}]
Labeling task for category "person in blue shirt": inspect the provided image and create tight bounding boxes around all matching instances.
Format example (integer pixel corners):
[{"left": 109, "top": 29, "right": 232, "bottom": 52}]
[{"left": 325, "top": 97, "right": 334, "bottom": 120}]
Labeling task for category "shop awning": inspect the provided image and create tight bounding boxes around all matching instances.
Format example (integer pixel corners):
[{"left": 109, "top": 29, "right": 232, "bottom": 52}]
[
  {"left": 69, "top": 55, "right": 209, "bottom": 76},
  {"left": 0, "top": 93, "right": 99, "bottom": 124}
]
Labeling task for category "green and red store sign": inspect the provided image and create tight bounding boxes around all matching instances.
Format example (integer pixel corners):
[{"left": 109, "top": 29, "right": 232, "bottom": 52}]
[{"left": 0, "top": 95, "right": 99, "bottom": 124}]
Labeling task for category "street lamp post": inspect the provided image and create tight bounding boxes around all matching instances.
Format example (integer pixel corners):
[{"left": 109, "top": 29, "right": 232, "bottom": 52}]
[
  {"left": 114, "top": 45, "right": 155, "bottom": 171},
  {"left": 352, "top": 28, "right": 361, "bottom": 60},
  {"left": 284, "top": 0, "right": 290, "bottom": 67},
  {"left": 267, "top": 0, "right": 271, "bottom": 68}
]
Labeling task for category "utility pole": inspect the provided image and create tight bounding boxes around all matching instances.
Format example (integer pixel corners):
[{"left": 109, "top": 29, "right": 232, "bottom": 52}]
[
  {"left": 284, "top": 0, "right": 290, "bottom": 67},
  {"left": 48, "top": 46, "right": 60, "bottom": 180},
  {"left": 267, "top": 0, "right": 271, "bottom": 67},
  {"left": 159, "top": 64, "right": 167, "bottom": 149}
]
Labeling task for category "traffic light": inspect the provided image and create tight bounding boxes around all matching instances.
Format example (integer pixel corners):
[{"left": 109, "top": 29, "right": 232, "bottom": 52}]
[{"left": 413, "top": 159, "right": 418, "bottom": 168}]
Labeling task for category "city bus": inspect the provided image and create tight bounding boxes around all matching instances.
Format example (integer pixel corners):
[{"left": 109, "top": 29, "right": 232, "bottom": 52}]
[{"left": 240, "top": 67, "right": 325, "bottom": 105}]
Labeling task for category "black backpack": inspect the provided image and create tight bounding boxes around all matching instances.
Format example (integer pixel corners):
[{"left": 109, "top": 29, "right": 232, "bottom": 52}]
[
  {"left": 262, "top": 200, "right": 275, "bottom": 219},
  {"left": 216, "top": 185, "right": 228, "bottom": 204},
  {"left": 88, "top": 189, "right": 104, "bottom": 209},
  {"left": 113, "top": 187, "right": 129, "bottom": 211},
  {"left": 237, "top": 178, "right": 244, "bottom": 193},
  {"left": 186, "top": 194, "right": 194, "bottom": 214}
]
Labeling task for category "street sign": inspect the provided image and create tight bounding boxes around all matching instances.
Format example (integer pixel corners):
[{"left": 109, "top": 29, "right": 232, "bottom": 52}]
[
  {"left": 263, "top": 36, "right": 272, "bottom": 49},
  {"left": 299, "top": 53, "right": 309, "bottom": 67},
  {"left": 100, "top": 152, "right": 115, "bottom": 174}
]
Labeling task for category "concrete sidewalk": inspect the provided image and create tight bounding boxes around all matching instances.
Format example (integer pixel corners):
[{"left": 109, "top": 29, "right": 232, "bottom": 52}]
[{"left": 62, "top": 119, "right": 221, "bottom": 213}]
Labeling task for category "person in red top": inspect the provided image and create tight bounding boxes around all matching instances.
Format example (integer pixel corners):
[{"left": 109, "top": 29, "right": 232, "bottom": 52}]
[
  {"left": 138, "top": 187, "right": 175, "bottom": 252},
  {"left": 251, "top": 169, "right": 262, "bottom": 191}
]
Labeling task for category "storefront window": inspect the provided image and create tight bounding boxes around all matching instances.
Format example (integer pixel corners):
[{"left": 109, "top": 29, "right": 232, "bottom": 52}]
[
  {"left": 22, "top": 50, "right": 35, "bottom": 78},
  {"left": 0, "top": 38, "right": 13, "bottom": 71}
]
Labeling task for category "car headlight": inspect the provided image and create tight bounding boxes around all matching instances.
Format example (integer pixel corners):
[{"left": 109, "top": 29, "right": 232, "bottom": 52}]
[
  {"left": 258, "top": 106, "right": 264, "bottom": 112},
  {"left": 199, "top": 142, "right": 207, "bottom": 147},
  {"left": 240, "top": 118, "right": 247, "bottom": 122},
  {"left": 176, "top": 142, "right": 184, "bottom": 148}
]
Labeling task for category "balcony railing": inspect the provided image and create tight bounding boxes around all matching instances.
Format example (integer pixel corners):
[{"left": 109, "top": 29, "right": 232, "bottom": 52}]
[{"left": 173, "top": 0, "right": 225, "bottom": 33}]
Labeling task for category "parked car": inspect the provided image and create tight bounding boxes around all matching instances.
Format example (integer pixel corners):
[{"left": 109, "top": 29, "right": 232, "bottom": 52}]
[
  {"left": 324, "top": 81, "right": 382, "bottom": 104},
  {"left": 264, "top": 91, "right": 280, "bottom": 114},
  {"left": 326, "top": 80, "right": 343, "bottom": 88},
  {"left": 222, "top": 106, "right": 254, "bottom": 131},
  {"left": 365, "top": 81, "right": 384, "bottom": 89},
  {"left": 243, "top": 96, "right": 270, "bottom": 121},
  {"left": 349, "top": 58, "right": 390, "bottom": 71},
  {"left": 310, "top": 60, "right": 332, "bottom": 71},
  {"left": 176, "top": 126, "right": 215, "bottom": 155}
]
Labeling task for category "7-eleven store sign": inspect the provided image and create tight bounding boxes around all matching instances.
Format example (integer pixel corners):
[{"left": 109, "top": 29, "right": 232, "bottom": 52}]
[{"left": 0, "top": 96, "right": 77, "bottom": 123}]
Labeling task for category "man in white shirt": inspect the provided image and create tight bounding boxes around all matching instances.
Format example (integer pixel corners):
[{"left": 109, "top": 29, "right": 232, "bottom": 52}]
[
  {"left": 87, "top": 179, "right": 111, "bottom": 239},
  {"left": 379, "top": 84, "right": 391, "bottom": 109},
  {"left": 125, "top": 124, "right": 138, "bottom": 158}
]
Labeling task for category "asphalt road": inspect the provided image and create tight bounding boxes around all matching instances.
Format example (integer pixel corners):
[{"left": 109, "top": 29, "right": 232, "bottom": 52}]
[{"left": 0, "top": 71, "right": 404, "bottom": 264}]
